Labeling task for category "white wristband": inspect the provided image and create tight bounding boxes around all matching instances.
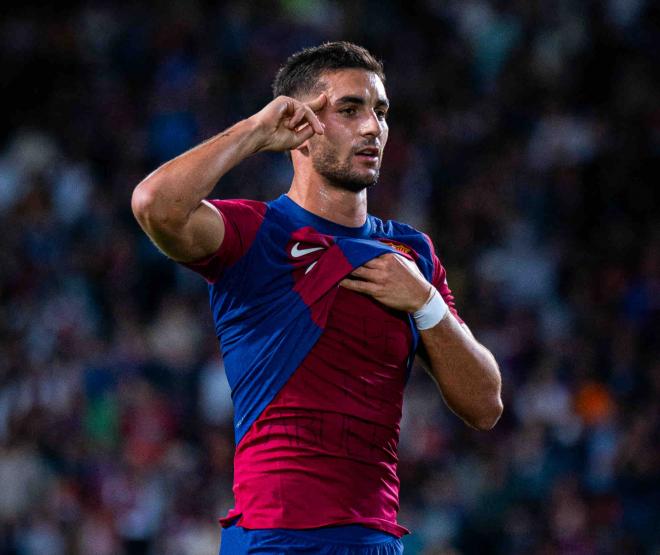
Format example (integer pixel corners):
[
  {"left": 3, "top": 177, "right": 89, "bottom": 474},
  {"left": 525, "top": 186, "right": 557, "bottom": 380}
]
[{"left": 413, "top": 287, "right": 449, "bottom": 330}]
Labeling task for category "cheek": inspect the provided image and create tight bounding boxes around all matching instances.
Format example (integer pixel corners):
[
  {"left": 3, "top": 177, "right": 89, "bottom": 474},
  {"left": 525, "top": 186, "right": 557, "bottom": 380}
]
[
  {"left": 313, "top": 129, "right": 349, "bottom": 158},
  {"left": 309, "top": 135, "right": 339, "bottom": 163},
  {"left": 323, "top": 118, "right": 354, "bottom": 144}
]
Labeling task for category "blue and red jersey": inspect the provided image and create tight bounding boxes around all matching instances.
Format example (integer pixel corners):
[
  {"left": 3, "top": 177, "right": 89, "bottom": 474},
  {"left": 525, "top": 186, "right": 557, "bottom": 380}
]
[{"left": 184, "top": 194, "right": 462, "bottom": 537}]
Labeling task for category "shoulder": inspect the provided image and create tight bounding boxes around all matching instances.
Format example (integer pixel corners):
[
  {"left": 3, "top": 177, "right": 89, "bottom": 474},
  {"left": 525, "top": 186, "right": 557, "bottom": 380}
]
[
  {"left": 370, "top": 215, "right": 424, "bottom": 238},
  {"left": 370, "top": 215, "right": 435, "bottom": 256},
  {"left": 208, "top": 198, "right": 269, "bottom": 246},
  {"left": 369, "top": 215, "right": 450, "bottom": 284},
  {"left": 182, "top": 199, "right": 269, "bottom": 284},
  {"left": 206, "top": 198, "right": 268, "bottom": 220}
]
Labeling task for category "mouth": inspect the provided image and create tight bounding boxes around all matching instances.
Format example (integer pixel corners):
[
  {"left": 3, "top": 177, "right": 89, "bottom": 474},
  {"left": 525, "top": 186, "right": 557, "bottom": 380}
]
[{"left": 354, "top": 147, "right": 380, "bottom": 163}]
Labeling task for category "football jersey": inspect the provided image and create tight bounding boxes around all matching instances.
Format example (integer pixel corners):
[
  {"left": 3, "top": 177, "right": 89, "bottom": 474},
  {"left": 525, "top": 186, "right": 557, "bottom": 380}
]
[{"left": 184, "top": 194, "right": 462, "bottom": 537}]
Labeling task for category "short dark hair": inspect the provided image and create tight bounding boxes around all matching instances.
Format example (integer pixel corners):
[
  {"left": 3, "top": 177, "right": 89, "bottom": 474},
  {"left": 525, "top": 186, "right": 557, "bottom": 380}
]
[{"left": 272, "top": 41, "right": 385, "bottom": 99}]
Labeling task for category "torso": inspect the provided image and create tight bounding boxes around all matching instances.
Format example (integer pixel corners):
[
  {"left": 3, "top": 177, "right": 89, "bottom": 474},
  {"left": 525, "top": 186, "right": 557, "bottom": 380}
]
[
  {"left": 184, "top": 194, "right": 458, "bottom": 537},
  {"left": 229, "top": 285, "right": 411, "bottom": 535}
]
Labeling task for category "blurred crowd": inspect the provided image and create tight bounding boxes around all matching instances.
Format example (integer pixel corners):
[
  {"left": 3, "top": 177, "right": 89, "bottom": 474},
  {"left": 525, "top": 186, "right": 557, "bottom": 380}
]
[{"left": 0, "top": 1, "right": 658, "bottom": 554}]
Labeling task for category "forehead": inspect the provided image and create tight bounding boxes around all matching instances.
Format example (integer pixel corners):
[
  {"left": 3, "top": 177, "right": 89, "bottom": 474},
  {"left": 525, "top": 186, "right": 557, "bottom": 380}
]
[{"left": 318, "top": 69, "right": 388, "bottom": 104}]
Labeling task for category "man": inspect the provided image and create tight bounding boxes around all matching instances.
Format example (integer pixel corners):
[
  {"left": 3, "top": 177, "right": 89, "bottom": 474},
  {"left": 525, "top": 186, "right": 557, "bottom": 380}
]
[{"left": 132, "top": 41, "right": 502, "bottom": 555}]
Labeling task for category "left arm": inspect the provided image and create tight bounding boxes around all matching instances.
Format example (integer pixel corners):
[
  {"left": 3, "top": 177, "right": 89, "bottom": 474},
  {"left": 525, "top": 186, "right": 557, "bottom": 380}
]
[
  {"left": 340, "top": 253, "right": 503, "bottom": 431},
  {"left": 415, "top": 315, "right": 502, "bottom": 430}
]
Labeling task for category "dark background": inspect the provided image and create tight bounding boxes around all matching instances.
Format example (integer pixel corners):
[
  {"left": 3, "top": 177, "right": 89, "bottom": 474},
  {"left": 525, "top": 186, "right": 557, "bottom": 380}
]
[{"left": 0, "top": 1, "right": 658, "bottom": 554}]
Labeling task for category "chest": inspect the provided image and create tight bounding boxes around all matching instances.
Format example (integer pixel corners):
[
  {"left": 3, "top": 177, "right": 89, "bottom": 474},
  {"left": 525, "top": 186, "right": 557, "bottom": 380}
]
[{"left": 323, "top": 285, "right": 414, "bottom": 370}]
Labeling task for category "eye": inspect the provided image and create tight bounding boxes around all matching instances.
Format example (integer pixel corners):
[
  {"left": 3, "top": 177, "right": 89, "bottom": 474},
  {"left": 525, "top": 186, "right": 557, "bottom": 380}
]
[
  {"left": 340, "top": 107, "right": 357, "bottom": 116},
  {"left": 376, "top": 110, "right": 388, "bottom": 120}
]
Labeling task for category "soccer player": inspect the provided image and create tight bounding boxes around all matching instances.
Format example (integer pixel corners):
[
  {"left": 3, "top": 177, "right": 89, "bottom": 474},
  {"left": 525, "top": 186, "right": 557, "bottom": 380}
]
[{"left": 132, "top": 41, "right": 502, "bottom": 555}]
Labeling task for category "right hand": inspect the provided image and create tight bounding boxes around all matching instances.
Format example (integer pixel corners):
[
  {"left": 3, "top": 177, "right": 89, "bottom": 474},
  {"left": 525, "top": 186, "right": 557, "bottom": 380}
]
[{"left": 249, "top": 94, "right": 327, "bottom": 152}]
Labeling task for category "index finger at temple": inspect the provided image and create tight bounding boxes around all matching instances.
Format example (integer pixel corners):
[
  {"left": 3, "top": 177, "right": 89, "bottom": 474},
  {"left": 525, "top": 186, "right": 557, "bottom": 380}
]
[
  {"left": 288, "top": 105, "right": 307, "bottom": 129},
  {"left": 307, "top": 93, "right": 327, "bottom": 112},
  {"left": 304, "top": 106, "right": 324, "bottom": 134}
]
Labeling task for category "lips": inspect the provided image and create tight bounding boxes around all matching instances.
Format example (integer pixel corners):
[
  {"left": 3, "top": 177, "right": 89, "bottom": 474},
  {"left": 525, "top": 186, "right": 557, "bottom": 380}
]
[
  {"left": 354, "top": 146, "right": 380, "bottom": 166},
  {"left": 355, "top": 147, "right": 379, "bottom": 157}
]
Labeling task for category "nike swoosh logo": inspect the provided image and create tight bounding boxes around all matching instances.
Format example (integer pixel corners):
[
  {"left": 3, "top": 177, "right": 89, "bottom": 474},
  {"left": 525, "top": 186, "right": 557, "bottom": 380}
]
[{"left": 291, "top": 242, "right": 325, "bottom": 258}]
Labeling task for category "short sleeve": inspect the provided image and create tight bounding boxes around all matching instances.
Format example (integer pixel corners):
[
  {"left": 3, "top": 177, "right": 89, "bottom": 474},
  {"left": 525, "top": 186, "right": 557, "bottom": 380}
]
[
  {"left": 182, "top": 199, "right": 267, "bottom": 284},
  {"left": 424, "top": 234, "right": 464, "bottom": 324}
]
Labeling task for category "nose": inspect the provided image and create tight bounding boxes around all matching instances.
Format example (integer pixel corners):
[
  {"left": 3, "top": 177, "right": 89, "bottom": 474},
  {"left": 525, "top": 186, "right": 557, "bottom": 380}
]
[{"left": 360, "top": 110, "right": 383, "bottom": 138}]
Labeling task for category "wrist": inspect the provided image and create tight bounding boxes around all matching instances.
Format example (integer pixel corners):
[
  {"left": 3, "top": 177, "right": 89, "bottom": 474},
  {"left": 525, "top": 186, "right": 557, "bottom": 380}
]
[
  {"left": 241, "top": 116, "right": 270, "bottom": 154},
  {"left": 410, "top": 284, "right": 432, "bottom": 312},
  {"left": 413, "top": 286, "right": 449, "bottom": 330}
]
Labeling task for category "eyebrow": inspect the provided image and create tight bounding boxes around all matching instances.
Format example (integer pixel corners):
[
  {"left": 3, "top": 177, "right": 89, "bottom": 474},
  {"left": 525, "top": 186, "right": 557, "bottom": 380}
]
[{"left": 335, "top": 95, "right": 390, "bottom": 109}]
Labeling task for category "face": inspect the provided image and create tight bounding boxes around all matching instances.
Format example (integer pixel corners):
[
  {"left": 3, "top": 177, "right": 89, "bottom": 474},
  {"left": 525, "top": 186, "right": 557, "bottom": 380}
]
[{"left": 305, "top": 69, "right": 389, "bottom": 192}]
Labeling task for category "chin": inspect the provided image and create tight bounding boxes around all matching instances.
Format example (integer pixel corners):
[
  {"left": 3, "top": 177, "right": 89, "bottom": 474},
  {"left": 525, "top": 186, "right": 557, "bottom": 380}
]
[
  {"left": 334, "top": 174, "right": 379, "bottom": 193},
  {"left": 314, "top": 156, "right": 380, "bottom": 192}
]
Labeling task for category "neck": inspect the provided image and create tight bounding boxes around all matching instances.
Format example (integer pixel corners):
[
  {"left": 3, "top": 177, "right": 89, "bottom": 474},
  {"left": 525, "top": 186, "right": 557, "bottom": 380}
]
[{"left": 287, "top": 173, "right": 368, "bottom": 228}]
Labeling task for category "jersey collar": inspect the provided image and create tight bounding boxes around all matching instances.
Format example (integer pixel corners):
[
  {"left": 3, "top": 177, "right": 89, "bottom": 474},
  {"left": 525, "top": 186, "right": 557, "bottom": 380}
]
[{"left": 275, "top": 194, "right": 373, "bottom": 238}]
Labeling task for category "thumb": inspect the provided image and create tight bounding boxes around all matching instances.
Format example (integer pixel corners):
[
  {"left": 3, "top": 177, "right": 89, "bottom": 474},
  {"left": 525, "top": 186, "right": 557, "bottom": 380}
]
[{"left": 307, "top": 93, "right": 327, "bottom": 112}]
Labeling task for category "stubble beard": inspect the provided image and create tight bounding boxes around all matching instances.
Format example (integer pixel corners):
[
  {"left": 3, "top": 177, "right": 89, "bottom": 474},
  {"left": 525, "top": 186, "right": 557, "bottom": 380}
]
[{"left": 311, "top": 145, "right": 380, "bottom": 193}]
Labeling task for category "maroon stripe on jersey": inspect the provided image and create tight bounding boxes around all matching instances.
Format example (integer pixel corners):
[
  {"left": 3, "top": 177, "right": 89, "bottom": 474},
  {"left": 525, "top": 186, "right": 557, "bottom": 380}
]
[{"left": 183, "top": 199, "right": 267, "bottom": 283}]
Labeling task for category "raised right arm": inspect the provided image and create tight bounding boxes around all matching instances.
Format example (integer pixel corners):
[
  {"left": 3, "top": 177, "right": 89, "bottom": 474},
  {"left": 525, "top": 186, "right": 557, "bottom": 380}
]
[{"left": 131, "top": 94, "right": 326, "bottom": 262}]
